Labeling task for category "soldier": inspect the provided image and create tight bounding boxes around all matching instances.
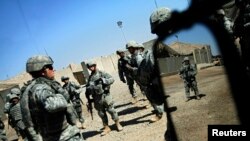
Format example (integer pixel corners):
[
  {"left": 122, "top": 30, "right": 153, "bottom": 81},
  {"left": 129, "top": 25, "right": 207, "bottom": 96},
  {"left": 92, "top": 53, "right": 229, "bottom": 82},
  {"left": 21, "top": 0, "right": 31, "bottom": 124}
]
[
  {"left": 213, "top": 9, "right": 234, "bottom": 35},
  {"left": 21, "top": 55, "right": 83, "bottom": 141},
  {"left": 116, "top": 50, "right": 138, "bottom": 104},
  {"left": 85, "top": 61, "right": 123, "bottom": 136},
  {"left": 233, "top": 0, "right": 250, "bottom": 73},
  {"left": 4, "top": 88, "right": 22, "bottom": 114},
  {"left": 138, "top": 44, "right": 145, "bottom": 55},
  {"left": 149, "top": 6, "right": 180, "bottom": 141},
  {"left": 0, "top": 116, "right": 7, "bottom": 141},
  {"left": 7, "top": 93, "right": 26, "bottom": 140},
  {"left": 179, "top": 57, "right": 200, "bottom": 102},
  {"left": 126, "top": 40, "right": 165, "bottom": 122},
  {"left": 61, "top": 76, "right": 86, "bottom": 129},
  {"left": 4, "top": 88, "right": 26, "bottom": 140}
]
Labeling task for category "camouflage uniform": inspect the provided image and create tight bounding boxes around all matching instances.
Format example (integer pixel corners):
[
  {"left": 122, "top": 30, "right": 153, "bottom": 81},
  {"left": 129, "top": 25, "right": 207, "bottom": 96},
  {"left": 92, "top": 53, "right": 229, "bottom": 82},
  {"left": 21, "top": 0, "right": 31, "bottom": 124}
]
[
  {"left": 179, "top": 57, "right": 200, "bottom": 101},
  {"left": 4, "top": 88, "right": 27, "bottom": 140},
  {"left": 20, "top": 55, "right": 83, "bottom": 141},
  {"left": 126, "top": 41, "right": 164, "bottom": 122},
  {"left": 62, "top": 76, "right": 85, "bottom": 128},
  {"left": 234, "top": 0, "right": 250, "bottom": 72},
  {"left": 4, "top": 88, "right": 22, "bottom": 114},
  {"left": 85, "top": 62, "right": 123, "bottom": 136},
  {"left": 0, "top": 117, "right": 7, "bottom": 141},
  {"left": 116, "top": 50, "right": 138, "bottom": 101},
  {"left": 150, "top": 7, "right": 180, "bottom": 141},
  {"left": 7, "top": 94, "right": 26, "bottom": 140}
]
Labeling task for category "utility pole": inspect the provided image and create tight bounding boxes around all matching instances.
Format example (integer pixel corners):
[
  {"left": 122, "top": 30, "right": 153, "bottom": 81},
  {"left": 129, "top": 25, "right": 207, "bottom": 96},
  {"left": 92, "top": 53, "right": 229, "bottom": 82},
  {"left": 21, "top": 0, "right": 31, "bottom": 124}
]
[
  {"left": 175, "top": 35, "right": 181, "bottom": 55},
  {"left": 154, "top": 0, "right": 158, "bottom": 8},
  {"left": 117, "top": 21, "right": 127, "bottom": 43}
]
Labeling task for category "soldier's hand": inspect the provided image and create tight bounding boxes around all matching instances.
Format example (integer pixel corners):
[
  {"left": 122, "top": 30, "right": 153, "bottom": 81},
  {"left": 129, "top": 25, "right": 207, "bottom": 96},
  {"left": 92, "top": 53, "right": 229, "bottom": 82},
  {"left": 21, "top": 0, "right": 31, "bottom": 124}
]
[{"left": 94, "top": 78, "right": 103, "bottom": 85}]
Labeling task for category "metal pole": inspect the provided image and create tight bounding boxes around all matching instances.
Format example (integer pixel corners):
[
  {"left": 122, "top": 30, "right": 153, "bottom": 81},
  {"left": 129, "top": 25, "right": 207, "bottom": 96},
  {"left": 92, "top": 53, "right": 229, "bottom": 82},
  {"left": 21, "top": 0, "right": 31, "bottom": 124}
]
[
  {"left": 120, "top": 28, "right": 127, "bottom": 43},
  {"left": 175, "top": 35, "right": 181, "bottom": 55},
  {"left": 117, "top": 21, "right": 127, "bottom": 43}
]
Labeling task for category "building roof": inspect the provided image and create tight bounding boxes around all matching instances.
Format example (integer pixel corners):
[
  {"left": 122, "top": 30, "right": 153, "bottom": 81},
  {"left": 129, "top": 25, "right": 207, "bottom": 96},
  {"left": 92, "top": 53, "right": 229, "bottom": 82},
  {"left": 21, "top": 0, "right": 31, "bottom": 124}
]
[
  {"left": 143, "top": 39, "right": 180, "bottom": 56},
  {"left": 169, "top": 41, "right": 209, "bottom": 55}
]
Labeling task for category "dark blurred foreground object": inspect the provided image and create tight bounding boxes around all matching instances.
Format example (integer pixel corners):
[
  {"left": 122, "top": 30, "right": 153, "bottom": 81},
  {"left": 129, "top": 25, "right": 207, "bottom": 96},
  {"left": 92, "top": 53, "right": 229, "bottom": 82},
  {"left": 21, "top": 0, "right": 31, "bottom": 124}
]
[{"left": 151, "top": 0, "right": 250, "bottom": 140}]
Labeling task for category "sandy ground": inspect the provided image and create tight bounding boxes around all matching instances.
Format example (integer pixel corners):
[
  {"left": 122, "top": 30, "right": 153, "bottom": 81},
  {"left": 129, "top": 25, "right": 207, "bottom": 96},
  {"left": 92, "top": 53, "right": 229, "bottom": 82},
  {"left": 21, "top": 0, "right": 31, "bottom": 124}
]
[{"left": 5, "top": 66, "right": 240, "bottom": 141}]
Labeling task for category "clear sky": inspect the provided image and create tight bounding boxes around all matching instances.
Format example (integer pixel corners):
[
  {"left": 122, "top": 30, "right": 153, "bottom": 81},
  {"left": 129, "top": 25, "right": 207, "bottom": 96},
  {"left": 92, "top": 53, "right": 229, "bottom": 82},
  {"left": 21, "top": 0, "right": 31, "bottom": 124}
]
[{"left": 0, "top": 0, "right": 220, "bottom": 80}]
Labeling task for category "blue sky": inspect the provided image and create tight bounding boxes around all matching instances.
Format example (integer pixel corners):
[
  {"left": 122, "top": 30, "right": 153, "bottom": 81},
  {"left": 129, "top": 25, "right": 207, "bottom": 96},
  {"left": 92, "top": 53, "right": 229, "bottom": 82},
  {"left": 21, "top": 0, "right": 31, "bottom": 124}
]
[{"left": 0, "top": 0, "right": 219, "bottom": 80}]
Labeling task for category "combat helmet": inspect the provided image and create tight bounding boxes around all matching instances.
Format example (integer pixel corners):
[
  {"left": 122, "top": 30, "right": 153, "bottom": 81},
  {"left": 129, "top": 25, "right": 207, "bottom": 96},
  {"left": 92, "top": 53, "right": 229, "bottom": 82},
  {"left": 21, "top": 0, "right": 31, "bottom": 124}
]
[
  {"left": 10, "top": 88, "right": 21, "bottom": 96},
  {"left": 126, "top": 40, "right": 140, "bottom": 49},
  {"left": 61, "top": 76, "right": 69, "bottom": 82},
  {"left": 183, "top": 57, "right": 190, "bottom": 63},
  {"left": 138, "top": 43, "right": 145, "bottom": 49},
  {"left": 150, "top": 7, "right": 172, "bottom": 34},
  {"left": 116, "top": 50, "right": 125, "bottom": 55},
  {"left": 86, "top": 61, "right": 96, "bottom": 68},
  {"left": 26, "top": 55, "right": 54, "bottom": 73}
]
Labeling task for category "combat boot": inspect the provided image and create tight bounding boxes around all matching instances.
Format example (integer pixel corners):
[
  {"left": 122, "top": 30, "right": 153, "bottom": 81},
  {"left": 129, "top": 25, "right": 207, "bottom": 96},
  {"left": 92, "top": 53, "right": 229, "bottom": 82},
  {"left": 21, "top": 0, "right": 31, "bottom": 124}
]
[
  {"left": 115, "top": 120, "right": 123, "bottom": 131},
  {"left": 100, "top": 125, "right": 111, "bottom": 136},
  {"left": 81, "top": 123, "right": 86, "bottom": 129},
  {"left": 150, "top": 114, "right": 162, "bottom": 122},
  {"left": 195, "top": 91, "right": 200, "bottom": 100}
]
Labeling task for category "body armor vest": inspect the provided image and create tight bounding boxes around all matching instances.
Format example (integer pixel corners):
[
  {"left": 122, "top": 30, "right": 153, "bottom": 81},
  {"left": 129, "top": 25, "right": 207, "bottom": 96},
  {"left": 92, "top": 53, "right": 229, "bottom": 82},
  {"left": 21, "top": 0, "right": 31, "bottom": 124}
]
[
  {"left": 28, "top": 77, "right": 68, "bottom": 136},
  {"left": 9, "top": 103, "right": 22, "bottom": 121},
  {"left": 88, "top": 71, "right": 110, "bottom": 95}
]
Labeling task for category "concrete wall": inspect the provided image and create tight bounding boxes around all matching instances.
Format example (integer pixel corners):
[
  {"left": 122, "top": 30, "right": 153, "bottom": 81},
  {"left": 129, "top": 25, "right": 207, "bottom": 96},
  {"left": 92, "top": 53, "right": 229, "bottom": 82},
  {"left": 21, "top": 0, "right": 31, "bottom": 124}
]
[
  {"left": 82, "top": 46, "right": 212, "bottom": 77},
  {"left": 193, "top": 46, "right": 212, "bottom": 64},
  {"left": 158, "top": 56, "right": 195, "bottom": 76},
  {"left": 84, "top": 54, "right": 119, "bottom": 75}
]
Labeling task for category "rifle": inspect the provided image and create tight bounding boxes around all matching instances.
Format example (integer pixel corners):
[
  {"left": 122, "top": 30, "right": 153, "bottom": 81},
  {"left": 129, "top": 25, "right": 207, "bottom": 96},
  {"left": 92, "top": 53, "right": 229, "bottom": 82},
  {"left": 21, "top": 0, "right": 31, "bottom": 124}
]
[
  {"left": 81, "top": 84, "right": 86, "bottom": 88},
  {"left": 87, "top": 99, "right": 94, "bottom": 120}
]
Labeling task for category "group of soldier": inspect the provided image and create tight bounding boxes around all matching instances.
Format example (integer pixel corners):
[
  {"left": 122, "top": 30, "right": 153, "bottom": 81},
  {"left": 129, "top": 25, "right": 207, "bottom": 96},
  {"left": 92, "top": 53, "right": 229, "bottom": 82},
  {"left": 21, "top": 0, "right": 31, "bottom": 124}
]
[
  {"left": 1, "top": 0, "right": 249, "bottom": 140},
  {"left": 0, "top": 6, "right": 199, "bottom": 141}
]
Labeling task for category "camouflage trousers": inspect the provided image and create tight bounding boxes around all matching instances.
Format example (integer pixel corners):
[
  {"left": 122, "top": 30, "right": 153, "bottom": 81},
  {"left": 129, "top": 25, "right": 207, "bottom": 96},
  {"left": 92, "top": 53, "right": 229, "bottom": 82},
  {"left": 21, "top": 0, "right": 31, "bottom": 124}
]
[
  {"left": 184, "top": 80, "right": 199, "bottom": 98},
  {"left": 72, "top": 100, "right": 84, "bottom": 123},
  {"left": 93, "top": 93, "right": 119, "bottom": 125},
  {"left": 14, "top": 120, "right": 26, "bottom": 139},
  {"left": 142, "top": 84, "right": 164, "bottom": 116},
  {"left": 125, "top": 75, "right": 136, "bottom": 98}
]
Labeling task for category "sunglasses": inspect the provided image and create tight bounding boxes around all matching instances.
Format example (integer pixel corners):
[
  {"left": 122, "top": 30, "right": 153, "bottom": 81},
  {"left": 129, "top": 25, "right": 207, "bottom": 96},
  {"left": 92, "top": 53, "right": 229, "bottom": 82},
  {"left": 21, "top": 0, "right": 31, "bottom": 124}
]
[{"left": 43, "top": 65, "right": 54, "bottom": 70}]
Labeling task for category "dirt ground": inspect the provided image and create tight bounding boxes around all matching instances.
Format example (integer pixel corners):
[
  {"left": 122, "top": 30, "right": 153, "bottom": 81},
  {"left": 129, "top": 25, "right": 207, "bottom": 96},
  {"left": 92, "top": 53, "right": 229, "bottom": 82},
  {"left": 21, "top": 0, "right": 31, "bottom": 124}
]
[{"left": 5, "top": 66, "right": 240, "bottom": 141}]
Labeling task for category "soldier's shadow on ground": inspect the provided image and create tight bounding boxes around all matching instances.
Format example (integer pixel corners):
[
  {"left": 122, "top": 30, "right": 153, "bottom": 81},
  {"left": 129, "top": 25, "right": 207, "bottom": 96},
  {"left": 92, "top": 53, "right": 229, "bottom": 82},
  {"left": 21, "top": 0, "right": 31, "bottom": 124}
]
[
  {"left": 118, "top": 106, "right": 146, "bottom": 116},
  {"left": 110, "top": 112, "right": 154, "bottom": 130},
  {"left": 82, "top": 130, "right": 100, "bottom": 140},
  {"left": 165, "top": 106, "right": 177, "bottom": 113},
  {"left": 189, "top": 93, "right": 206, "bottom": 100},
  {"left": 114, "top": 102, "right": 131, "bottom": 109},
  {"left": 199, "top": 93, "right": 206, "bottom": 98}
]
